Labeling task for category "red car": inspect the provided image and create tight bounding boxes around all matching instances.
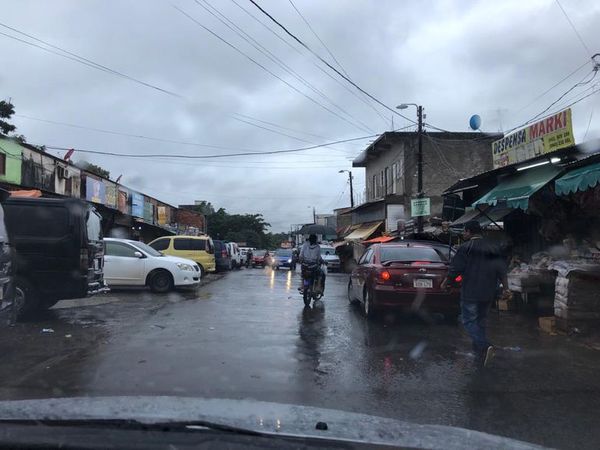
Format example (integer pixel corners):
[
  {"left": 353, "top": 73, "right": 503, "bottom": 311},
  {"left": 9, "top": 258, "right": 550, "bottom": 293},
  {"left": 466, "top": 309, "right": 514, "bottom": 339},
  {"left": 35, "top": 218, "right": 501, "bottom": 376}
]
[
  {"left": 347, "top": 242, "right": 460, "bottom": 319},
  {"left": 251, "top": 250, "right": 268, "bottom": 268}
]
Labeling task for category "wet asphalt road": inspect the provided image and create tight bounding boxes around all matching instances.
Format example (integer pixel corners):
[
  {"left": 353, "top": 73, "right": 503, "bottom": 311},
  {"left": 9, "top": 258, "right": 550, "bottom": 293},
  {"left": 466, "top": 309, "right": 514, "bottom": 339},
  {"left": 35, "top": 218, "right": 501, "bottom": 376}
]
[{"left": 1, "top": 267, "right": 600, "bottom": 449}]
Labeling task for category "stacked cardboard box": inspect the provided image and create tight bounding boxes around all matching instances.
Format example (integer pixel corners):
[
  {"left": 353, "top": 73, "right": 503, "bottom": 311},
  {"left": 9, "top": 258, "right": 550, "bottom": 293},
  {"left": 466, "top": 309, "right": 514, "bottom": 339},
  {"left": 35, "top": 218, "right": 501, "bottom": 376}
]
[{"left": 551, "top": 261, "right": 600, "bottom": 320}]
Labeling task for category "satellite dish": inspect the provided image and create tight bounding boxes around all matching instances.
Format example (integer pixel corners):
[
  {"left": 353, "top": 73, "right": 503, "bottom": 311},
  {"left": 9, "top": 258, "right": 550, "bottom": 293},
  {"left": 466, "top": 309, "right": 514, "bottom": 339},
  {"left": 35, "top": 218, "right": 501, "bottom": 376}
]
[{"left": 469, "top": 114, "right": 481, "bottom": 130}]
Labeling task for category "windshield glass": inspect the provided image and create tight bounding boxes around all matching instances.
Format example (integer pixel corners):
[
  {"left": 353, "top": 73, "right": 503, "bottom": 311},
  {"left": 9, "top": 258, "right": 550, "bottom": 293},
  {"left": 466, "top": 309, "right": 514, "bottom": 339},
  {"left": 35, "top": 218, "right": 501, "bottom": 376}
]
[
  {"left": 380, "top": 246, "right": 445, "bottom": 263},
  {"left": 132, "top": 241, "right": 163, "bottom": 257},
  {"left": 2, "top": 3, "right": 599, "bottom": 448},
  {"left": 86, "top": 209, "right": 102, "bottom": 242}
]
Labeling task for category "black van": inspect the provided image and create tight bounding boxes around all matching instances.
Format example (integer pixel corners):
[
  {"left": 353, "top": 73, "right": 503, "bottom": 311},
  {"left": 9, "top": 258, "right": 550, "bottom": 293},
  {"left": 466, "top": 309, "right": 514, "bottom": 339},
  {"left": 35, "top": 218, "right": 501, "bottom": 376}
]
[{"left": 3, "top": 197, "right": 107, "bottom": 318}]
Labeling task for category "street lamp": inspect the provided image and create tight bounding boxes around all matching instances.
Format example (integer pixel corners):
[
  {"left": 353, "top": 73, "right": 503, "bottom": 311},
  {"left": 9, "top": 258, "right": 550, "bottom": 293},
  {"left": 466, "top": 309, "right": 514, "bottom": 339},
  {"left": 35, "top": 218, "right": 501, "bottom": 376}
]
[
  {"left": 396, "top": 103, "right": 424, "bottom": 233},
  {"left": 338, "top": 170, "right": 355, "bottom": 208}
]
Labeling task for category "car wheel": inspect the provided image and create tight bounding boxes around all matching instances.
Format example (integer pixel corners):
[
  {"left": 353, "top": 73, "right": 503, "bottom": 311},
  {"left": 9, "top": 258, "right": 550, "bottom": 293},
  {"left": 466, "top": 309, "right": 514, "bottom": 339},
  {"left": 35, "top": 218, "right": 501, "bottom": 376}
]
[
  {"left": 363, "top": 289, "right": 378, "bottom": 319},
  {"left": 197, "top": 265, "right": 205, "bottom": 278},
  {"left": 13, "top": 278, "right": 40, "bottom": 321},
  {"left": 347, "top": 279, "right": 356, "bottom": 304},
  {"left": 149, "top": 270, "right": 174, "bottom": 293}
]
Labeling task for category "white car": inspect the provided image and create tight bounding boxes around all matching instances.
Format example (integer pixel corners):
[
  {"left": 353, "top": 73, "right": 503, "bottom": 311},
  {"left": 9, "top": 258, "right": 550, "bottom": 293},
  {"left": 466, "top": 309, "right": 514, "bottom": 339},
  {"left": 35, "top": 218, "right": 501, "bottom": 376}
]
[
  {"left": 320, "top": 246, "right": 341, "bottom": 272},
  {"left": 103, "top": 238, "right": 201, "bottom": 292},
  {"left": 226, "top": 242, "right": 243, "bottom": 268}
]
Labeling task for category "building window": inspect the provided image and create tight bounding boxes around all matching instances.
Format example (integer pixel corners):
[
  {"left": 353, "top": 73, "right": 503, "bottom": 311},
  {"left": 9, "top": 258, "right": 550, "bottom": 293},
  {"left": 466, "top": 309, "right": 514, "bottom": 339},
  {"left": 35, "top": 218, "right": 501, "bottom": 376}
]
[
  {"left": 391, "top": 163, "right": 398, "bottom": 194},
  {"left": 385, "top": 167, "right": 391, "bottom": 196},
  {"left": 0, "top": 153, "right": 5, "bottom": 176},
  {"left": 372, "top": 174, "right": 377, "bottom": 200}
]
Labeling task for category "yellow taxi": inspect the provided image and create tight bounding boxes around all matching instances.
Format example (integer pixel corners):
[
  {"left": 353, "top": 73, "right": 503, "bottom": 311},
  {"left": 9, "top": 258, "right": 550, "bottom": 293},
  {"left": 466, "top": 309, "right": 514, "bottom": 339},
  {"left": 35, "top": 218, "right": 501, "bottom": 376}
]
[{"left": 148, "top": 235, "right": 216, "bottom": 276}]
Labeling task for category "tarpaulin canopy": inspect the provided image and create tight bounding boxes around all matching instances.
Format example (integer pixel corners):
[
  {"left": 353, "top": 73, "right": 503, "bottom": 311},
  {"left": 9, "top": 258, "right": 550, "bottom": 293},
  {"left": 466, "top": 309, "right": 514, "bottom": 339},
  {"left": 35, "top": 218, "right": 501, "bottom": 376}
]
[
  {"left": 344, "top": 221, "right": 382, "bottom": 241},
  {"left": 555, "top": 161, "right": 600, "bottom": 196},
  {"left": 472, "top": 164, "right": 561, "bottom": 211},
  {"left": 363, "top": 235, "right": 396, "bottom": 244},
  {"left": 451, "top": 205, "right": 513, "bottom": 228},
  {"left": 10, "top": 189, "right": 42, "bottom": 198}
]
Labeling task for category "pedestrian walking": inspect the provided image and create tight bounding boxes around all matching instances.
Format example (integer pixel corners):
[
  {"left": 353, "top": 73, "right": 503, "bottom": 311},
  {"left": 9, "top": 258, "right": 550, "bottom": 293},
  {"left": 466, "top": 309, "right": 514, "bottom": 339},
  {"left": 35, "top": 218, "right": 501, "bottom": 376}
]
[{"left": 444, "top": 220, "right": 509, "bottom": 367}]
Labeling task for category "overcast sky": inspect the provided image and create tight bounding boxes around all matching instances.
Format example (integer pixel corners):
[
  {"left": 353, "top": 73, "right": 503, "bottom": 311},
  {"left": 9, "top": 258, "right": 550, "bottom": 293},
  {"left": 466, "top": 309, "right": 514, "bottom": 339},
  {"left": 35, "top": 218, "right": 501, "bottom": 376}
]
[{"left": 2, "top": 0, "right": 599, "bottom": 232}]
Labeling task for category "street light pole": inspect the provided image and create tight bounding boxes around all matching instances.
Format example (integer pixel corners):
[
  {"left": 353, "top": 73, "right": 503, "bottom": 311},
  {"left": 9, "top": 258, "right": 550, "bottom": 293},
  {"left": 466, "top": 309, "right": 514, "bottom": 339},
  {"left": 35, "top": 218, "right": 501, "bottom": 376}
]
[{"left": 396, "top": 103, "right": 424, "bottom": 234}]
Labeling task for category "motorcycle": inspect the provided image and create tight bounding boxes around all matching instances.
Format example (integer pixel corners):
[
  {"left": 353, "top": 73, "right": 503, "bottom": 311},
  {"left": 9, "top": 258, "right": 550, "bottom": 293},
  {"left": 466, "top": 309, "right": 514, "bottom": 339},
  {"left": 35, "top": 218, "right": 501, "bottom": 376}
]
[{"left": 300, "top": 262, "right": 327, "bottom": 307}]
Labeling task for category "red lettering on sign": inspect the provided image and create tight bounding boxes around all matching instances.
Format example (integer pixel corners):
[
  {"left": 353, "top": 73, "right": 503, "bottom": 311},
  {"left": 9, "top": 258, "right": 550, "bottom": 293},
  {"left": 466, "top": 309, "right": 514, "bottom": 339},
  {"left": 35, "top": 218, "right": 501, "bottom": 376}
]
[
  {"left": 546, "top": 116, "right": 555, "bottom": 133},
  {"left": 538, "top": 120, "right": 545, "bottom": 136},
  {"left": 555, "top": 111, "right": 563, "bottom": 129},
  {"left": 530, "top": 123, "right": 539, "bottom": 139}
]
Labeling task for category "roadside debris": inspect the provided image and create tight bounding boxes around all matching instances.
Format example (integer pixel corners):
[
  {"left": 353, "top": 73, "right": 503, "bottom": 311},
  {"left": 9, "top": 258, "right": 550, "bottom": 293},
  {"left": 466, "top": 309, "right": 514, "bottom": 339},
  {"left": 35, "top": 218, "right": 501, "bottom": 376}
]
[{"left": 41, "top": 328, "right": 55, "bottom": 333}]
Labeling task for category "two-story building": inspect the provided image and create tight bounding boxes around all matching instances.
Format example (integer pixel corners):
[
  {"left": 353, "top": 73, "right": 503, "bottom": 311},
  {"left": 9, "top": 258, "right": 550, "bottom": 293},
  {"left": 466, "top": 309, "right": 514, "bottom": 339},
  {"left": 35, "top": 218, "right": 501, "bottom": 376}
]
[{"left": 349, "top": 131, "right": 502, "bottom": 238}]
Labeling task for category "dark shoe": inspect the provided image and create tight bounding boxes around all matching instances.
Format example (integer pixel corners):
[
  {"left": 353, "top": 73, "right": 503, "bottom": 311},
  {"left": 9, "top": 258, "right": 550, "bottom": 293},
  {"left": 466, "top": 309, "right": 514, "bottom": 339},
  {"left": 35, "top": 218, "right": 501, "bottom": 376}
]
[{"left": 484, "top": 346, "right": 495, "bottom": 367}]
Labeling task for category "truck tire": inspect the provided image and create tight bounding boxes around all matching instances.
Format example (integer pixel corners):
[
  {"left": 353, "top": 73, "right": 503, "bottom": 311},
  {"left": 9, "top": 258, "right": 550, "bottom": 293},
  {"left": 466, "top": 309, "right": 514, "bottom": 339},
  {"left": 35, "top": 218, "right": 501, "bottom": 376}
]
[{"left": 14, "top": 278, "right": 40, "bottom": 321}]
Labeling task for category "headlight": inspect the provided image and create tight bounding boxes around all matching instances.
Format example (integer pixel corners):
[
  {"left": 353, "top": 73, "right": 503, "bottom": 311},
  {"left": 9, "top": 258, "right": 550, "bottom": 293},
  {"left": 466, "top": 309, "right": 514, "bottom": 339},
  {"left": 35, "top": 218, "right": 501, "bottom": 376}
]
[
  {"left": 287, "top": 259, "right": 292, "bottom": 263},
  {"left": 176, "top": 263, "right": 194, "bottom": 271}
]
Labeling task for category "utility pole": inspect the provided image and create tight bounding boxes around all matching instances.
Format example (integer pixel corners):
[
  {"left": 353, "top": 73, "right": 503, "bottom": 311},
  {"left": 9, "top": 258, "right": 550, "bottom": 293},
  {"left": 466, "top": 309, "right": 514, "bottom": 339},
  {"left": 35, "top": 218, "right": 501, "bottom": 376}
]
[
  {"left": 313, "top": 206, "right": 316, "bottom": 224},
  {"left": 397, "top": 103, "right": 425, "bottom": 234},
  {"left": 339, "top": 169, "right": 355, "bottom": 208},
  {"left": 417, "top": 105, "right": 424, "bottom": 234}
]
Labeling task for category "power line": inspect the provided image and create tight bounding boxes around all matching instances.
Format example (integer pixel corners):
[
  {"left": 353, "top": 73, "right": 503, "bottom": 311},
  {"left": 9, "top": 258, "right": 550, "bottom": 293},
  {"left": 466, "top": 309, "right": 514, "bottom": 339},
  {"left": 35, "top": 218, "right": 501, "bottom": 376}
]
[
  {"left": 172, "top": 5, "right": 372, "bottom": 134},
  {"left": 515, "top": 59, "right": 591, "bottom": 113},
  {"left": 14, "top": 114, "right": 258, "bottom": 151},
  {"left": 514, "top": 69, "right": 597, "bottom": 132},
  {"left": 232, "top": 113, "right": 329, "bottom": 140},
  {"left": 287, "top": 0, "right": 348, "bottom": 78},
  {"left": 229, "top": 0, "right": 390, "bottom": 127},
  {"left": 0, "top": 23, "right": 180, "bottom": 98},
  {"left": 42, "top": 132, "right": 380, "bottom": 160},
  {"left": 194, "top": 0, "right": 375, "bottom": 133},
  {"left": 246, "top": 0, "right": 419, "bottom": 126},
  {"left": 583, "top": 106, "right": 594, "bottom": 141},
  {"left": 555, "top": 0, "right": 592, "bottom": 57}
]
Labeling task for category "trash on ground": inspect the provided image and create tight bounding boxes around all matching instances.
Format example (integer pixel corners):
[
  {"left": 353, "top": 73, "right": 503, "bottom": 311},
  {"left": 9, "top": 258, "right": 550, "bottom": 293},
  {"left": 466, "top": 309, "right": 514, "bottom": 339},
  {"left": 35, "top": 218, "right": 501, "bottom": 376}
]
[{"left": 41, "top": 328, "right": 54, "bottom": 333}]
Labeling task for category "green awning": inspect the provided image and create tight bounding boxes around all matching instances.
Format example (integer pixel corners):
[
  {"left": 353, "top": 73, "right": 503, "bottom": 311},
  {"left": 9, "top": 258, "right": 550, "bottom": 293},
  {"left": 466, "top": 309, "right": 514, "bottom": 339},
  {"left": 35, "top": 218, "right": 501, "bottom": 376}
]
[
  {"left": 472, "top": 164, "right": 561, "bottom": 211},
  {"left": 555, "top": 162, "right": 600, "bottom": 196}
]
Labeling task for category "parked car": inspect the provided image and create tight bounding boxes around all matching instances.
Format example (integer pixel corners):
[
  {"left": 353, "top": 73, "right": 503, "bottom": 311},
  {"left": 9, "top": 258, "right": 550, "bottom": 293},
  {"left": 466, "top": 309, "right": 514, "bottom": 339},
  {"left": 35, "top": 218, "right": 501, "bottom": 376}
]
[
  {"left": 271, "top": 248, "right": 296, "bottom": 270},
  {"left": 320, "top": 246, "right": 341, "bottom": 272},
  {"left": 104, "top": 238, "right": 200, "bottom": 292},
  {"left": 148, "top": 235, "right": 216, "bottom": 276},
  {"left": 226, "top": 242, "right": 243, "bottom": 268},
  {"left": 213, "top": 240, "right": 233, "bottom": 272},
  {"left": 251, "top": 249, "right": 268, "bottom": 268},
  {"left": 347, "top": 242, "right": 460, "bottom": 319},
  {"left": 3, "top": 197, "right": 107, "bottom": 319}
]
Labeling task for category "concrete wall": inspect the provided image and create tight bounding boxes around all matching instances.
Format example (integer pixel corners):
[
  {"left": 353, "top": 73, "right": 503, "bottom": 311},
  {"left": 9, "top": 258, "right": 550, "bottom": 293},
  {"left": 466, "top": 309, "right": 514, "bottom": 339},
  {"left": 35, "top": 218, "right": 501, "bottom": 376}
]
[
  {"left": 365, "top": 146, "right": 406, "bottom": 201},
  {"left": 0, "top": 138, "right": 22, "bottom": 185},
  {"left": 361, "top": 133, "right": 496, "bottom": 216}
]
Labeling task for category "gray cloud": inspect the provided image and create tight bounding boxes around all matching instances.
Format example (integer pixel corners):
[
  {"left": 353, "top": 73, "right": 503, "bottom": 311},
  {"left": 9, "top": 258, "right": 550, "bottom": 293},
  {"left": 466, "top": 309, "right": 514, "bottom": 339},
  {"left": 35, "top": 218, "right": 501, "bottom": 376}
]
[{"left": 2, "top": 0, "right": 599, "bottom": 232}]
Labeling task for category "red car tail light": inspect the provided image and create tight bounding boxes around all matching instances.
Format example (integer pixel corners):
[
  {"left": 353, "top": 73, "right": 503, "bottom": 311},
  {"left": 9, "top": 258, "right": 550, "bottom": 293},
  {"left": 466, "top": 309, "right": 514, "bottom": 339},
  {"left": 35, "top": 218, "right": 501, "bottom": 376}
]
[
  {"left": 411, "top": 261, "right": 430, "bottom": 266},
  {"left": 378, "top": 270, "right": 392, "bottom": 282},
  {"left": 454, "top": 275, "right": 463, "bottom": 283}
]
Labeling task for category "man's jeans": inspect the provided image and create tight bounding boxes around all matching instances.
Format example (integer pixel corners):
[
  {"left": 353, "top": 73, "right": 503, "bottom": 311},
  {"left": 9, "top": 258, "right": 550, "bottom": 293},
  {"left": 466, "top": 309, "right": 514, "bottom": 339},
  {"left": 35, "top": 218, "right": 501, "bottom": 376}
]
[{"left": 461, "top": 301, "right": 492, "bottom": 353}]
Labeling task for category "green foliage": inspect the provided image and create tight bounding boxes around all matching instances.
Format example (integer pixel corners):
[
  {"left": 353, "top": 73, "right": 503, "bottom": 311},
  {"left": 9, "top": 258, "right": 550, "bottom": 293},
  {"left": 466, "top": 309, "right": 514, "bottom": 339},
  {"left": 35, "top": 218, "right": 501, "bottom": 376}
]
[
  {"left": 204, "top": 207, "right": 286, "bottom": 249},
  {"left": 0, "top": 100, "right": 17, "bottom": 136},
  {"left": 82, "top": 162, "right": 110, "bottom": 179}
]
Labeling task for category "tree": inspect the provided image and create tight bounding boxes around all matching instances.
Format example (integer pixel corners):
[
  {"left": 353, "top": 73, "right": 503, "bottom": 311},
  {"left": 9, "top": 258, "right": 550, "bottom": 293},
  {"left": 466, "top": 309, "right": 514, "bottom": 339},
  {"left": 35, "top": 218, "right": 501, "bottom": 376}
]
[
  {"left": 186, "top": 201, "right": 215, "bottom": 216},
  {"left": 0, "top": 100, "right": 17, "bottom": 136},
  {"left": 82, "top": 162, "right": 110, "bottom": 179}
]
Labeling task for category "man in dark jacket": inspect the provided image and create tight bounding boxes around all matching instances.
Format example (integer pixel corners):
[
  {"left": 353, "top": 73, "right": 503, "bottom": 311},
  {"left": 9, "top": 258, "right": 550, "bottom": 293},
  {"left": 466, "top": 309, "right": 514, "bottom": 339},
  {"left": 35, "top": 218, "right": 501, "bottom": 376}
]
[{"left": 445, "top": 220, "right": 509, "bottom": 366}]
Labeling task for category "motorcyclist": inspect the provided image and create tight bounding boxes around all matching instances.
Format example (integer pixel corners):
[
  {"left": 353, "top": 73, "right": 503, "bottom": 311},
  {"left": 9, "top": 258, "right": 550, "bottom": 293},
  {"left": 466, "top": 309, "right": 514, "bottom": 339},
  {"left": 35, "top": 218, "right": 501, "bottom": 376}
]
[{"left": 299, "top": 234, "right": 326, "bottom": 293}]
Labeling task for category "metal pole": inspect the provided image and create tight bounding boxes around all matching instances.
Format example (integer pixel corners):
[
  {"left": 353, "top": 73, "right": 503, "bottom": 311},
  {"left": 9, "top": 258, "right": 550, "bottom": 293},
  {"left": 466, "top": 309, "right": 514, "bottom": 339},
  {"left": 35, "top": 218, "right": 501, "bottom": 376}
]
[
  {"left": 349, "top": 171, "right": 355, "bottom": 208},
  {"left": 417, "top": 105, "right": 424, "bottom": 234}
]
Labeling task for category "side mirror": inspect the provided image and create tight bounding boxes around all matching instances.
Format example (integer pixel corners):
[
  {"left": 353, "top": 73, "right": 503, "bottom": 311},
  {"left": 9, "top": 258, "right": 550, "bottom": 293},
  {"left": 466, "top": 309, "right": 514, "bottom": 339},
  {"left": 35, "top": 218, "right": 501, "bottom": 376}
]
[{"left": 134, "top": 251, "right": 144, "bottom": 258}]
